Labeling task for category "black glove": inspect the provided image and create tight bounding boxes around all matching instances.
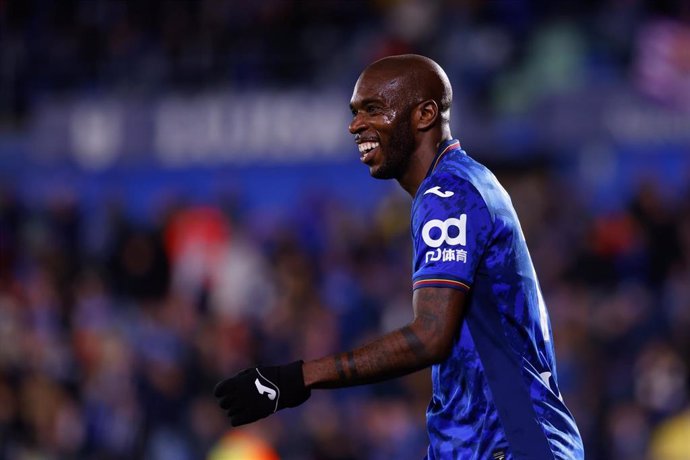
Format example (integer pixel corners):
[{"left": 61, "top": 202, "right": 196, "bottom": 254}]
[{"left": 214, "top": 360, "right": 311, "bottom": 426}]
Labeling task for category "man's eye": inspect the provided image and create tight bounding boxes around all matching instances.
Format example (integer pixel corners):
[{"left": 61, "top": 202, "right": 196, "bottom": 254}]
[{"left": 366, "top": 105, "right": 381, "bottom": 114}]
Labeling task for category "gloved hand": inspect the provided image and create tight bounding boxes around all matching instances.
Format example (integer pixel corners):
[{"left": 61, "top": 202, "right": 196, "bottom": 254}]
[{"left": 214, "top": 360, "right": 310, "bottom": 426}]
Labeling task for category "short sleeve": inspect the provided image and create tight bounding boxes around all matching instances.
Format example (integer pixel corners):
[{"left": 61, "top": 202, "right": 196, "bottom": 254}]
[{"left": 411, "top": 175, "right": 493, "bottom": 291}]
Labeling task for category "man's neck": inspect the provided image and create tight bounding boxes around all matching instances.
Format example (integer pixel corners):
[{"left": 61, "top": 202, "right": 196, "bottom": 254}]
[{"left": 397, "top": 135, "right": 453, "bottom": 197}]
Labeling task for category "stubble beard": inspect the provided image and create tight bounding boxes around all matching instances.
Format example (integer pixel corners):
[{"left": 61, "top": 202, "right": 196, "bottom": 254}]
[{"left": 371, "top": 108, "right": 416, "bottom": 180}]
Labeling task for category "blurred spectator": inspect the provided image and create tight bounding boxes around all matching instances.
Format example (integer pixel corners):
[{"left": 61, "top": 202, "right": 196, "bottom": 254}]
[{"left": 648, "top": 407, "right": 690, "bottom": 460}]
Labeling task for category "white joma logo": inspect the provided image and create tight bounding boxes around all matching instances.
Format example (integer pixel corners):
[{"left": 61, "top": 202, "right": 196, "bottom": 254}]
[
  {"left": 254, "top": 378, "right": 277, "bottom": 401},
  {"left": 424, "top": 186, "right": 454, "bottom": 198}
]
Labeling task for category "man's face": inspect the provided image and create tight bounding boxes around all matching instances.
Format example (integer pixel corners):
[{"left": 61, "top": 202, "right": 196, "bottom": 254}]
[{"left": 349, "top": 69, "right": 417, "bottom": 180}]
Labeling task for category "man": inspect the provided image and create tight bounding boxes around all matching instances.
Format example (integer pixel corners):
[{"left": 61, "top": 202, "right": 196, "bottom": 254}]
[{"left": 214, "top": 54, "right": 585, "bottom": 459}]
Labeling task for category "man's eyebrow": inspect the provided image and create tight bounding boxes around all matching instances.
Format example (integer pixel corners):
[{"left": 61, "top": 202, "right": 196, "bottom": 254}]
[
  {"left": 350, "top": 98, "right": 383, "bottom": 110},
  {"left": 361, "top": 97, "right": 381, "bottom": 105}
]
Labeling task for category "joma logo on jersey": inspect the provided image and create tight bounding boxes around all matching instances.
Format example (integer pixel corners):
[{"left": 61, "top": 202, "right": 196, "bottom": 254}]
[{"left": 421, "top": 214, "right": 467, "bottom": 248}]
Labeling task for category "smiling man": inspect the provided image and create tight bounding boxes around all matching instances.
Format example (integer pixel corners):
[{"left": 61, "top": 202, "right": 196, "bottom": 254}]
[{"left": 214, "top": 55, "right": 584, "bottom": 460}]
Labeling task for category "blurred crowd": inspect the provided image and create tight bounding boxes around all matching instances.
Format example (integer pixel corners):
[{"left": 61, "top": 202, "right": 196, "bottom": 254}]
[
  {"left": 2, "top": 0, "right": 690, "bottom": 127},
  {"left": 0, "top": 166, "right": 689, "bottom": 460}
]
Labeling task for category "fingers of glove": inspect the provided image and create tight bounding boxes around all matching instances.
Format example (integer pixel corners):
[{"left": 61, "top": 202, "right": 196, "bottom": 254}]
[
  {"left": 214, "top": 377, "right": 237, "bottom": 398},
  {"left": 218, "top": 395, "right": 238, "bottom": 411},
  {"left": 235, "top": 368, "right": 254, "bottom": 378},
  {"left": 214, "top": 368, "right": 256, "bottom": 397}
]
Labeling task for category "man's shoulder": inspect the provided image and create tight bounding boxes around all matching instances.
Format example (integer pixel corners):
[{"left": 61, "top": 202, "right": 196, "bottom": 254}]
[
  {"left": 416, "top": 159, "right": 494, "bottom": 207},
  {"left": 440, "top": 150, "right": 498, "bottom": 186},
  {"left": 414, "top": 154, "right": 514, "bottom": 226},
  {"left": 415, "top": 171, "right": 486, "bottom": 215}
]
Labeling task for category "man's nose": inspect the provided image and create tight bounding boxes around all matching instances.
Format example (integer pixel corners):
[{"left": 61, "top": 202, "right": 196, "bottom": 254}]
[{"left": 349, "top": 113, "right": 365, "bottom": 135}]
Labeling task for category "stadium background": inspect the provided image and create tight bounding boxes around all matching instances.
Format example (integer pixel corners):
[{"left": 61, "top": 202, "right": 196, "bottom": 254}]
[{"left": 1, "top": 0, "right": 689, "bottom": 459}]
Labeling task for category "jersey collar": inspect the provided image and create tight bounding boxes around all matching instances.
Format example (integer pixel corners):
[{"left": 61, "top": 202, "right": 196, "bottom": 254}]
[{"left": 426, "top": 138, "right": 462, "bottom": 178}]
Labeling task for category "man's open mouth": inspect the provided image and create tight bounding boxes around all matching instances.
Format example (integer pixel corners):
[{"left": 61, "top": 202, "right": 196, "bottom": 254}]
[{"left": 358, "top": 141, "right": 380, "bottom": 161}]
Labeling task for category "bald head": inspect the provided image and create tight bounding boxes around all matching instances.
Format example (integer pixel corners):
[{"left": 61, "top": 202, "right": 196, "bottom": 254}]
[{"left": 362, "top": 54, "right": 453, "bottom": 125}]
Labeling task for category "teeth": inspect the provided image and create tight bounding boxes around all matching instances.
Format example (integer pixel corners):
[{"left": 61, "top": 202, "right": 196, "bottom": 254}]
[{"left": 358, "top": 141, "right": 380, "bottom": 154}]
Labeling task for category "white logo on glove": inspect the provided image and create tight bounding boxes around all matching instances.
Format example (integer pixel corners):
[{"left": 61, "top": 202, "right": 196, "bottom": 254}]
[{"left": 255, "top": 378, "right": 277, "bottom": 400}]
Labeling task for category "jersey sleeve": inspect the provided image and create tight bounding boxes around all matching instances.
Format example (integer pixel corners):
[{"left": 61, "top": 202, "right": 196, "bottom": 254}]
[{"left": 411, "top": 174, "right": 493, "bottom": 292}]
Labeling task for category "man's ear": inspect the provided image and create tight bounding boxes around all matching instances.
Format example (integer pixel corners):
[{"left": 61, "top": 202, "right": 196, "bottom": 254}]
[{"left": 414, "top": 100, "right": 439, "bottom": 131}]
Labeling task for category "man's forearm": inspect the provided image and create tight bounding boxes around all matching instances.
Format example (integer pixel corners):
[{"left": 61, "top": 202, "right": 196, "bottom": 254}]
[
  {"left": 302, "top": 287, "right": 464, "bottom": 389},
  {"left": 303, "top": 310, "right": 454, "bottom": 388},
  {"left": 303, "top": 320, "right": 438, "bottom": 388}
]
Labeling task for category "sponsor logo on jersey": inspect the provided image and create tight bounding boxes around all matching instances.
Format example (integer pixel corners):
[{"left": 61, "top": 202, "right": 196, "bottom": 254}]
[
  {"left": 425, "top": 248, "right": 468, "bottom": 263},
  {"left": 423, "top": 186, "right": 454, "bottom": 198},
  {"left": 422, "top": 214, "right": 467, "bottom": 248},
  {"left": 422, "top": 215, "right": 468, "bottom": 265}
]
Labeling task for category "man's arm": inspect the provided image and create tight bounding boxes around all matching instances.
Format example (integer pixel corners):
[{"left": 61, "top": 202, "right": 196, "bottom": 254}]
[
  {"left": 214, "top": 286, "right": 467, "bottom": 426},
  {"left": 303, "top": 287, "right": 466, "bottom": 388}
]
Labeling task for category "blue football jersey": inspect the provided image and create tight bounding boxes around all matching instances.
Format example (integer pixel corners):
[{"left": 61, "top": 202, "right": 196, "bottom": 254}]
[{"left": 411, "top": 140, "right": 584, "bottom": 460}]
